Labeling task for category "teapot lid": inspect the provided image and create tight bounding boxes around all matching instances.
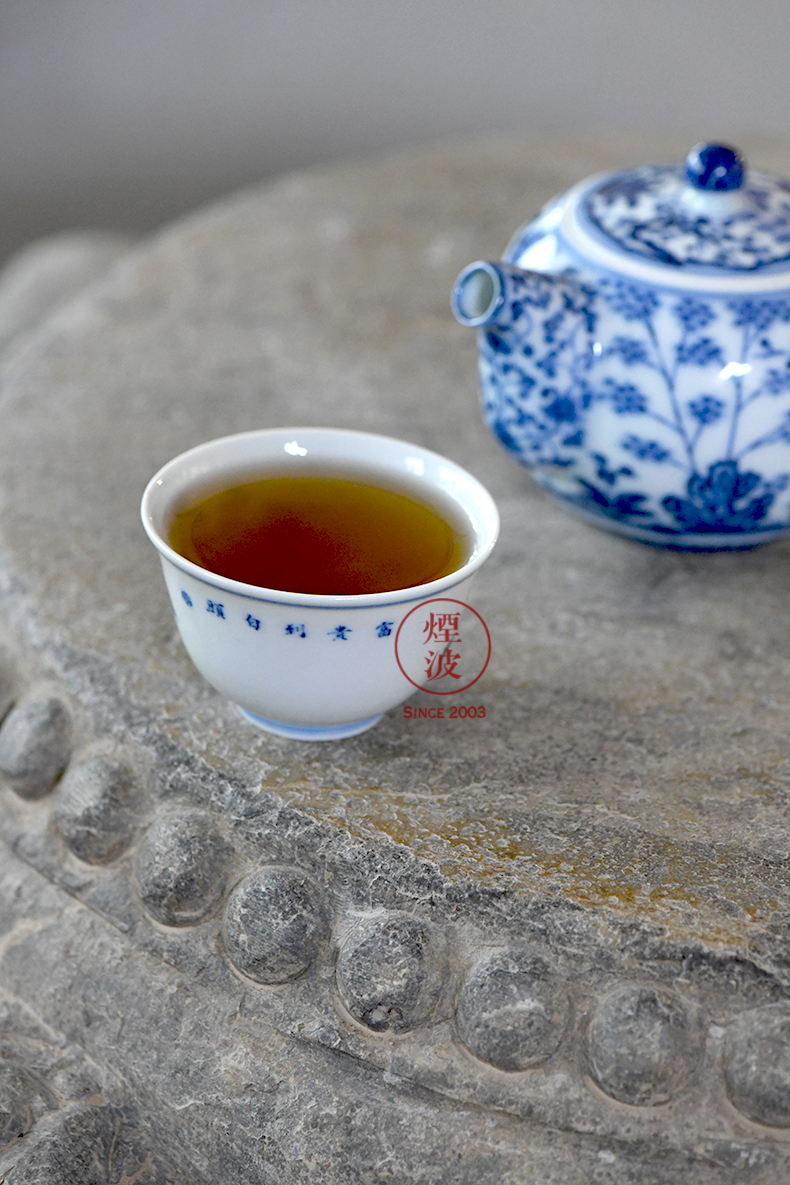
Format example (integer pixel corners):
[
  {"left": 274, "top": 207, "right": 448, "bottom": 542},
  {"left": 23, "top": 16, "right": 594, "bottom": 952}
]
[{"left": 574, "top": 144, "right": 790, "bottom": 276}]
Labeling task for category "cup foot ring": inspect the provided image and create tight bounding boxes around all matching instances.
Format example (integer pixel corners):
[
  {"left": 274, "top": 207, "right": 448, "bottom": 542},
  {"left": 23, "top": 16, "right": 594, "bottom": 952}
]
[{"left": 237, "top": 707, "right": 382, "bottom": 742}]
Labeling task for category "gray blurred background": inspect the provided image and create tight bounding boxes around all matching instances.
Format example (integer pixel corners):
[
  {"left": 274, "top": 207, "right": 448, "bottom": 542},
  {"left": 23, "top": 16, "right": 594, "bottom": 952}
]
[{"left": 1, "top": 0, "right": 789, "bottom": 265}]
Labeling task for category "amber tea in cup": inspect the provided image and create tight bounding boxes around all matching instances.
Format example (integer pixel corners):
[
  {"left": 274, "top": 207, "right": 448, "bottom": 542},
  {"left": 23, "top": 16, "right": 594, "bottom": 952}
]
[{"left": 168, "top": 470, "right": 472, "bottom": 595}]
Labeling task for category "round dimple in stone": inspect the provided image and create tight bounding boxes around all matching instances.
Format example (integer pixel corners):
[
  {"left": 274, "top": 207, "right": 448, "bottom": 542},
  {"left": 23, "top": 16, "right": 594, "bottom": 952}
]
[
  {"left": 133, "top": 811, "right": 231, "bottom": 927},
  {"left": 455, "top": 948, "right": 569, "bottom": 1071},
  {"left": 54, "top": 754, "right": 139, "bottom": 865},
  {"left": 223, "top": 866, "right": 328, "bottom": 984},
  {"left": 724, "top": 1007, "right": 790, "bottom": 1127},
  {"left": 0, "top": 693, "right": 72, "bottom": 800},
  {"left": 586, "top": 983, "right": 698, "bottom": 1106},
  {"left": 336, "top": 911, "right": 442, "bottom": 1034}
]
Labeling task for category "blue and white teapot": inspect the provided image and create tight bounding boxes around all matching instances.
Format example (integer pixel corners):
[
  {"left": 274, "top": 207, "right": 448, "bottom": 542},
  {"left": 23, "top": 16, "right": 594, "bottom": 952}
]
[{"left": 453, "top": 144, "right": 790, "bottom": 550}]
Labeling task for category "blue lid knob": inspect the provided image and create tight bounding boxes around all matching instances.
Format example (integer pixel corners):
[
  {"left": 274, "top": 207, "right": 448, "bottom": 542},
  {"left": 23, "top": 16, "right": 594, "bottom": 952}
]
[{"left": 685, "top": 143, "right": 745, "bottom": 191}]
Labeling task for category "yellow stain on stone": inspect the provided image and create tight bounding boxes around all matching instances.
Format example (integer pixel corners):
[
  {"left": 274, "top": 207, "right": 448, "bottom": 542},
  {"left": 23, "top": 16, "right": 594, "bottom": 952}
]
[{"left": 279, "top": 781, "right": 783, "bottom": 950}]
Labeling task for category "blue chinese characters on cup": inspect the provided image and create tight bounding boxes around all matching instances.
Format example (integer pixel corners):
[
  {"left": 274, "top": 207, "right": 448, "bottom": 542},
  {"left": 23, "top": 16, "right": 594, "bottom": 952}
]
[
  {"left": 141, "top": 428, "right": 499, "bottom": 741},
  {"left": 453, "top": 144, "right": 790, "bottom": 550}
]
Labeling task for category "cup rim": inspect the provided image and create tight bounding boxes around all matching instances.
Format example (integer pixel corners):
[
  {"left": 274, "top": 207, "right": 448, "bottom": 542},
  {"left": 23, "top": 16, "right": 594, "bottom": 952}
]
[{"left": 141, "top": 426, "right": 500, "bottom": 609}]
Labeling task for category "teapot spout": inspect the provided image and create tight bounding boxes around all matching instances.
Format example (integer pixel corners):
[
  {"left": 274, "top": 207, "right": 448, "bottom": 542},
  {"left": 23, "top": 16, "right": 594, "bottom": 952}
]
[
  {"left": 451, "top": 260, "right": 595, "bottom": 476},
  {"left": 452, "top": 260, "right": 569, "bottom": 328},
  {"left": 452, "top": 261, "right": 517, "bottom": 327},
  {"left": 452, "top": 261, "right": 509, "bottom": 327}
]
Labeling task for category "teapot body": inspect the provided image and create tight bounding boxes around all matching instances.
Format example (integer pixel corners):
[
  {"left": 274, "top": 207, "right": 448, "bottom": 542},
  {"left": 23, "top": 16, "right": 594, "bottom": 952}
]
[{"left": 455, "top": 153, "right": 790, "bottom": 550}]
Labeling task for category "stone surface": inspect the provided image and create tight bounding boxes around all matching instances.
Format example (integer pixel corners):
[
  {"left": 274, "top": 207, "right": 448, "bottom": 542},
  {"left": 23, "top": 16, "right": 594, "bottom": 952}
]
[
  {"left": 0, "top": 646, "right": 16, "bottom": 723},
  {"left": 585, "top": 983, "right": 700, "bottom": 1106},
  {"left": 0, "top": 231, "right": 133, "bottom": 355},
  {"left": 0, "top": 692, "right": 72, "bottom": 800},
  {"left": 0, "top": 1105, "right": 158, "bottom": 1185},
  {"left": 723, "top": 1006, "right": 790, "bottom": 1127},
  {"left": 223, "top": 866, "right": 328, "bottom": 983},
  {"left": 133, "top": 811, "right": 232, "bottom": 926},
  {"left": 336, "top": 911, "right": 443, "bottom": 1033},
  {"left": 3, "top": 136, "right": 790, "bottom": 1178},
  {"left": 0, "top": 984, "right": 184, "bottom": 1184},
  {"left": 455, "top": 947, "right": 568, "bottom": 1071},
  {"left": 53, "top": 750, "right": 140, "bottom": 864}
]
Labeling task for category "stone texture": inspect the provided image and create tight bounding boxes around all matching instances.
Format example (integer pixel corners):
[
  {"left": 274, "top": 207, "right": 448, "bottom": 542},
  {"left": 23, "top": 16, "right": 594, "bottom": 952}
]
[
  {"left": 223, "top": 866, "right": 328, "bottom": 984},
  {"left": 336, "top": 911, "right": 443, "bottom": 1033},
  {"left": 53, "top": 750, "right": 140, "bottom": 864},
  {"left": 0, "top": 984, "right": 185, "bottom": 1184},
  {"left": 0, "top": 231, "right": 133, "bottom": 355},
  {"left": 133, "top": 811, "right": 232, "bottom": 926},
  {"left": 0, "top": 1105, "right": 152, "bottom": 1185},
  {"left": 723, "top": 1006, "right": 790, "bottom": 1127},
  {"left": 3, "top": 136, "right": 790, "bottom": 1178},
  {"left": 585, "top": 983, "right": 700, "bottom": 1106},
  {"left": 0, "top": 692, "right": 72, "bottom": 800},
  {"left": 455, "top": 947, "right": 568, "bottom": 1071},
  {"left": 0, "top": 646, "right": 16, "bottom": 723}
]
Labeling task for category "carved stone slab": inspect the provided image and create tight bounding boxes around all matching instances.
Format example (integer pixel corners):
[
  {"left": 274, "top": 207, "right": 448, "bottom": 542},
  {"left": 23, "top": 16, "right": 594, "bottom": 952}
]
[{"left": 3, "top": 138, "right": 790, "bottom": 1181}]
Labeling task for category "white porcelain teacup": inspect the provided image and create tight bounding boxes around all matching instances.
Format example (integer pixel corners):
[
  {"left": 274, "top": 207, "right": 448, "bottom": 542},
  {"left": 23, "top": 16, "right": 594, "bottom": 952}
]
[{"left": 141, "top": 427, "right": 499, "bottom": 741}]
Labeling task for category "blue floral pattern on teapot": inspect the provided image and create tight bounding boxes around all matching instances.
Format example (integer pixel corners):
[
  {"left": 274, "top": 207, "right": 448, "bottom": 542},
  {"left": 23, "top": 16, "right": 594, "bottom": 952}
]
[{"left": 453, "top": 144, "right": 790, "bottom": 550}]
